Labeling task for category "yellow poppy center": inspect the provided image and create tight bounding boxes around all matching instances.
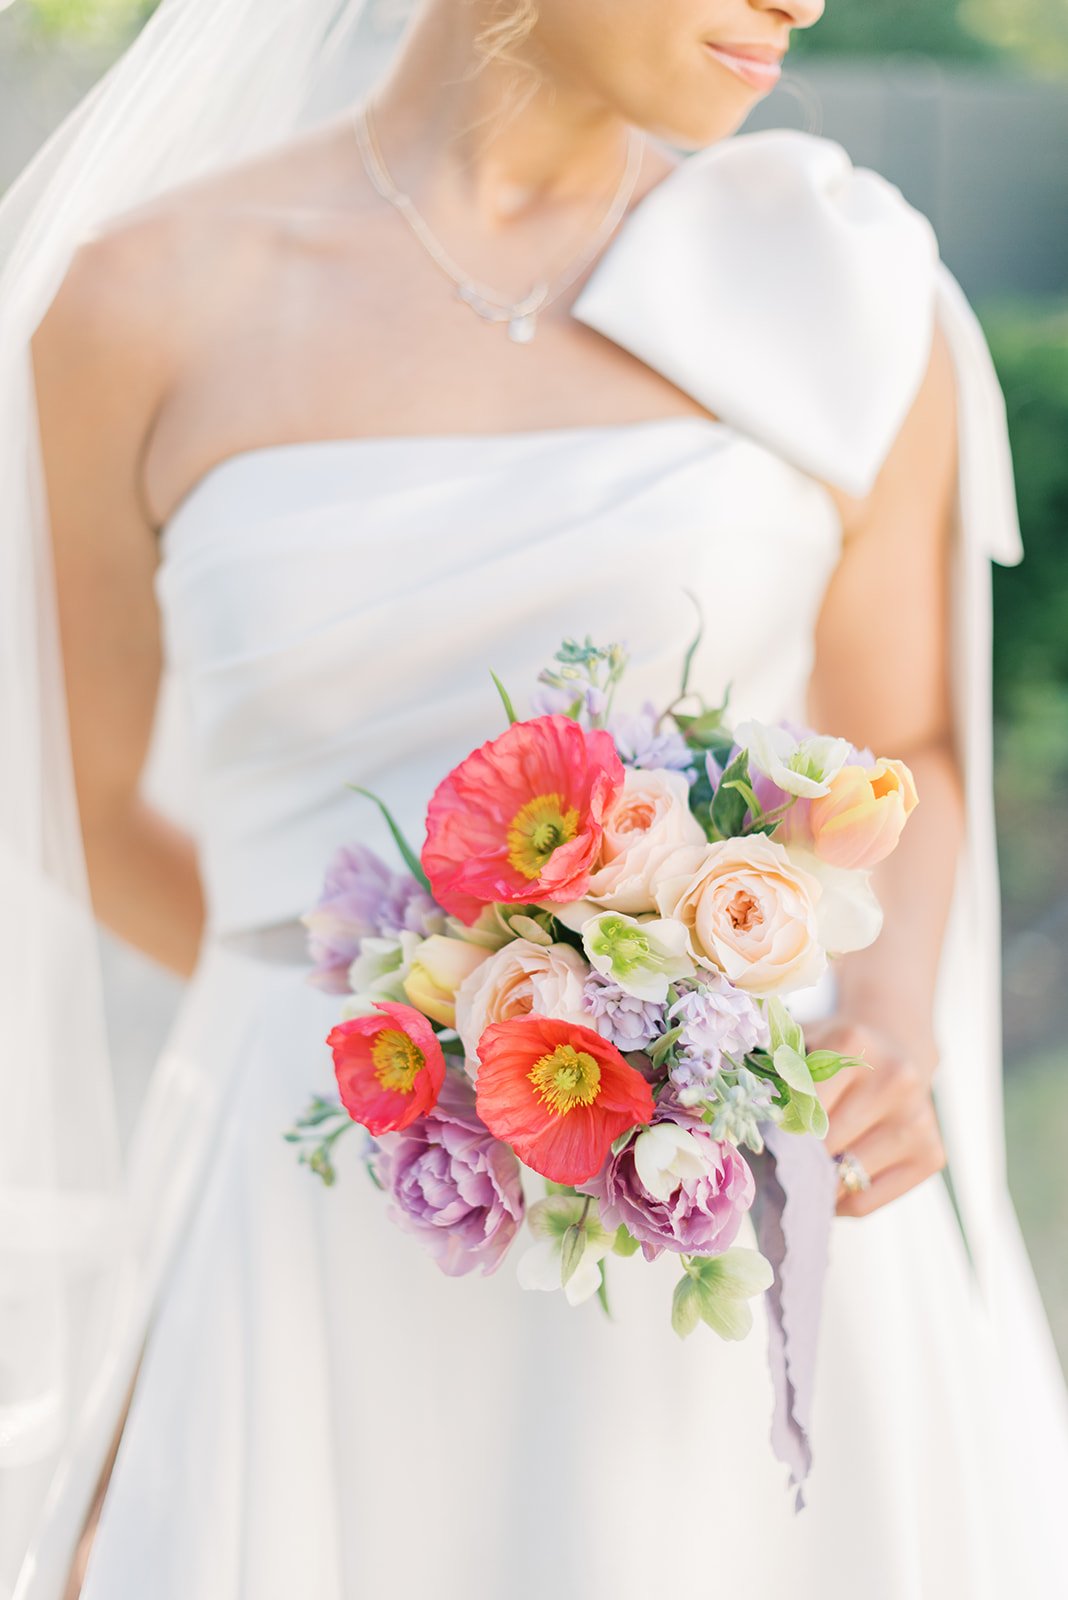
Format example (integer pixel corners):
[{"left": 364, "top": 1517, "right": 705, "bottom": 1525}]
[
  {"left": 371, "top": 1028, "right": 424, "bottom": 1095},
  {"left": 506, "top": 792, "right": 579, "bottom": 880},
  {"left": 528, "top": 1044, "right": 602, "bottom": 1117}
]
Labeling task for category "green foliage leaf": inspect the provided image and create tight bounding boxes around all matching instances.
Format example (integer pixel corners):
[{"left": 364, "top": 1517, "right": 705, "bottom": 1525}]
[
  {"left": 694, "top": 1247, "right": 775, "bottom": 1298},
  {"left": 347, "top": 785, "right": 431, "bottom": 893},
  {"left": 596, "top": 1260, "right": 612, "bottom": 1319},
  {"left": 671, "top": 1276, "right": 702, "bottom": 1339},
  {"left": 648, "top": 1024, "right": 684, "bottom": 1065},
  {"left": 560, "top": 1224, "right": 586, "bottom": 1287},
  {"left": 764, "top": 997, "right": 806, "bottom": 1057},
  {"left": 710, "top": 748, "right": 751, "bottom": 838},
  {"left": 778, "top": 1097, "right": 808, "bottom": 1135},
  {"left": 778, "top": 1091, "right": 829, "bottom": 1139},
  {"left": 805, "top": 1095, "right": 830, "bottom": 1139},
  {"left": 695, "top": 1280, "right": 755, "bottom": 1341},
  {"left": 677, "top": 590, "right": 705, "bottom": 701},
  {"left": 489, "top": 670, "right": 518, "bottom": 725},
  {"left": 772, "top": 1043, "right": 816, "bottom": 1095}
]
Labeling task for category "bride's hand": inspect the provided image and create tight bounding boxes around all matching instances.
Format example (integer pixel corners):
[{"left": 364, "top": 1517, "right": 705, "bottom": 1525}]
[{"left": 805, "top": 1015, "right": 947, "bottom": 1218}]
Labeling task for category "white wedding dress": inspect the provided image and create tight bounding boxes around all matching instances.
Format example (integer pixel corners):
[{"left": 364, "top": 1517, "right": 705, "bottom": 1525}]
[{"left": 15, "top": 132, "right": 1068, "bottom": 1600}]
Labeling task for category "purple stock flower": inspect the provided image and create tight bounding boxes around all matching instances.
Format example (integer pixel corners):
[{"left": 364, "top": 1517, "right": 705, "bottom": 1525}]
[
  {"left": 370, "top": 1073, "right": 525, "bottom": 1277},
  {"left": 582, "top": 970, "right": 666, "bottom": 1052},
  {"left": 608, "top": 700, "right": 695, "bottom": 774},
  {"left": 530, "top": 678, "right": 605, "bottom": 722},
  {"left": 579, "top": 1111, "right": 755, "bottom": 1262},
  {"left": 303, "top": 843, "right": 443, "bottom": 993},
  {"left": 667, "top": 975, "right": 768, "bottom": 1097}
]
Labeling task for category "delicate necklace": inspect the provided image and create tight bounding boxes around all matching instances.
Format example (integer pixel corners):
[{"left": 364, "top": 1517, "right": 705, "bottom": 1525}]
[{"left": 352, "top": 99, "right": 646, "bottom": 344}]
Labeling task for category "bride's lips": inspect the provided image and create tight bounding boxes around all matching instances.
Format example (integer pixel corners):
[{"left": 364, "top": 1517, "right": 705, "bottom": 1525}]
[{"left": 703, "top": 41, "right": 785, "bottom": 91}]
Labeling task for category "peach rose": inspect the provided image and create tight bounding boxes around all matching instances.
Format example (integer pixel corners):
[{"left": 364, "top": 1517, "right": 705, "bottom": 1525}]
[
  {"left": 585, "top": 767, "right": 706, "bottom": 915},
  {"left": 454, "top": 938, "right": 590, "bottom": 1068},
  {"left": 654, "top": 835, "right": 826, "bottom": 997},
  {"left": 809, "top": 759, "right": 919, "bottom": 870}
]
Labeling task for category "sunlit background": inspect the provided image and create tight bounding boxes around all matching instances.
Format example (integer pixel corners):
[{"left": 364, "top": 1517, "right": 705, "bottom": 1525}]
[{"left": 2, "top": 0, "right": 1066, "bottom": 1369}]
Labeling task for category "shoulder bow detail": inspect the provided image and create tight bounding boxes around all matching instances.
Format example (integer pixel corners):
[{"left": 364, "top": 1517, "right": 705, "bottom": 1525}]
[{"left": 571, "top": 128, "right": 1022, "bottom": 565}]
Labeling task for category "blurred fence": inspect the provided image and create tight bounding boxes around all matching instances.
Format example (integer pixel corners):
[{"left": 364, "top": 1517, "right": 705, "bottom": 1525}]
[{"left": 749, "top": 59, "right": 1068, "bottom": 298}]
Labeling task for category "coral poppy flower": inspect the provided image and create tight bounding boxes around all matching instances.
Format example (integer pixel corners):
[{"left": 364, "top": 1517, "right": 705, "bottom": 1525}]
[
  {"left": 421, "top": 713, "right": 625, "bottom": 925},
  {"left": 328, "top": 1001, "right": 446, "bottom": 1135},
  {"left": 474, "top": 1015, "right": 655, "bottom": 1185}
]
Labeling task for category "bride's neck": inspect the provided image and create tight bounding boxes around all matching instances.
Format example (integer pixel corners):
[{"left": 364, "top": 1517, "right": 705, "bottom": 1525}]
[{"left": 363, "top": 0, "right": 637, "bottom": 225}]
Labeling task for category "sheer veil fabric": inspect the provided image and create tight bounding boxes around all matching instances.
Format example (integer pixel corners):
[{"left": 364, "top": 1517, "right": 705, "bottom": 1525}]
[
  {"left": 0, "top": 2, "right": 378, "bottom": 1591},
  {"left": 2, "top": 3, "right": 1067, "bottom": 1595}
]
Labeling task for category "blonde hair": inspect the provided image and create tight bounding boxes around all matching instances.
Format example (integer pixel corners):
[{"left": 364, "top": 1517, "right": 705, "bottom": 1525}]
[{"left": 468, "top": 0, "right": 543, "bottom": 128}]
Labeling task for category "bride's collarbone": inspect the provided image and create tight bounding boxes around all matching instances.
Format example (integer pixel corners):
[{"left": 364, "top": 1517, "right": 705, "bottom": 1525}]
[{"left": 143, "top": 228, "right": 722, "bottom": 529}]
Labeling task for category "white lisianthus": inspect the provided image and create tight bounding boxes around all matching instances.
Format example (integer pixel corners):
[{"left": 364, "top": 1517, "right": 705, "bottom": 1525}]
[
  {"left": 516, "top": 1196, "right": 613, "bottom": 1307},
  {"left": 781, "top": 844, "right": 883, "bottom": 956},
  {"left": 633, "top": 1122, "right": 718, "bottom": 1202},
  {"left": 734, "top": 718, "right": 852, "bottom": 799},
  {"left": 345, "top": 930, "right": 425, "bottom": 1005},
  {"left": 583, "top": 766, "right": 706, "bottom": 915},
  {"left": 582, "top": 911, "right": 695, "bottom": 1003}
]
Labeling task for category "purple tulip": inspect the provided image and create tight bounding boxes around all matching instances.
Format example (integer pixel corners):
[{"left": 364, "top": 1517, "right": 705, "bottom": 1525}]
[
  {"left": 370, "top": 1073, "right": 525, "bottom": 1277},
  {"left": 579, "top": 1113, "right": 755, "bottom": 1263},
  {"left": 303, "top": 842, "right": 443, "bottom": 993}
]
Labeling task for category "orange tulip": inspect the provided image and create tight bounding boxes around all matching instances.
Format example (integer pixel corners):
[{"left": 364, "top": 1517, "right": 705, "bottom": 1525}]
[{"left": 809, "top": 759, "right": 918, "bottom": 870}]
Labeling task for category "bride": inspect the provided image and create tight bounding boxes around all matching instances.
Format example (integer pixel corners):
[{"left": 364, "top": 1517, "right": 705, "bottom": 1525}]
[{"left": 3, "top": 0, "right": 1067, "bottom": 1595}]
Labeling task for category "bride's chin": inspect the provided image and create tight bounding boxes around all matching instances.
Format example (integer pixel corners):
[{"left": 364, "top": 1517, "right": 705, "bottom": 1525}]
[{"left": 630, "top": 79, "right": 767, "bottom": 153}]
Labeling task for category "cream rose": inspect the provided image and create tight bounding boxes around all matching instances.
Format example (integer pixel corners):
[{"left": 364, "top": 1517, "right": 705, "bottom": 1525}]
[
  {"left": 654, "top": 835, "right": 826, "bottom": 997},
  {"left": 454, "top": 938, "right": 590, "bottom": 1068},
  {"left": 585, "top": 767, "right": 706, "bottom": 915}
]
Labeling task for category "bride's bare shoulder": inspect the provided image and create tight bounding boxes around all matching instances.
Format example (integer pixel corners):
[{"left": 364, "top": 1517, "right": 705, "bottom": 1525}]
[{"left": 35, "top": 115, "right": 369, "bottom": 353}]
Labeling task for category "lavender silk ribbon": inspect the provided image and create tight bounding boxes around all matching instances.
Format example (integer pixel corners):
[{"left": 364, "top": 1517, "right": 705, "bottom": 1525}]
[{"left": 748, "top": 1121, "right": 839, "bottom": 1512}]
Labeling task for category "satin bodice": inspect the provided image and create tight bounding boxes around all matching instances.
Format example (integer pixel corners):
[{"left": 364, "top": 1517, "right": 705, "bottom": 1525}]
[{"left": 154, "top": 417, "right": 841, "bottom": 936}]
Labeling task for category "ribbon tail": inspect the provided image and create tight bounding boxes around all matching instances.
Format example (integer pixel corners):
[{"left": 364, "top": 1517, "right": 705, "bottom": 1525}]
[{"left": 748, "top": 1120, "right": 838, "bottom": 1511}]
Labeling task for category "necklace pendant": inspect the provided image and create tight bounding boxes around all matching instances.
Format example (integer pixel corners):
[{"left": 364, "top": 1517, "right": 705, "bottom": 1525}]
[{"left": 507, "top": 310, "right": 538, "bottom": 344}]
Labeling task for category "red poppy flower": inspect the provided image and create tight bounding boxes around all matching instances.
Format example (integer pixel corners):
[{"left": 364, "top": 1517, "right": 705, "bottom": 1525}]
[
  {"left": 474, "top": 1015, "right": 655, "bottom": 1185},
  {"left": 328, "top": 1001, "right": 446, "bottom": 1136},
  {"left": 420, "top": 713, "right": 625, "bottom": 924}
]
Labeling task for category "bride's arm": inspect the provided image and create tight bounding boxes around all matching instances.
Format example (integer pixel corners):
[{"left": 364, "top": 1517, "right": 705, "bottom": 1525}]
[
  {"left": 30, "top": 222, "right": 206, "bottom": 978},
  {"left": 803, "top": 318, "right": 962, "bottom": 1214}
]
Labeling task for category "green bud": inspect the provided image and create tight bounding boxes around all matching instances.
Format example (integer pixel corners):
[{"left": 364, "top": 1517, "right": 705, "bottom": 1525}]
[{"left": 612, "top": 1225, "right": 641, "bottom": 1259}]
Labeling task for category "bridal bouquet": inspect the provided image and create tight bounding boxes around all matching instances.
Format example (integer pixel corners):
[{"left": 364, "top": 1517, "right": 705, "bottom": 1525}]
[{"left": 290, "top": 634, "right": 918, "bottom": 1347}]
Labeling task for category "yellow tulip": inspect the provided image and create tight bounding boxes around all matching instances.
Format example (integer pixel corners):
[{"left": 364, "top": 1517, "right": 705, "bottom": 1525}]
[
  {"left": 809, "top": 759, "right": 919, "bottom": 870},
  {"left": 402, "top": 935, "right": 493, "bottom": 1028}
]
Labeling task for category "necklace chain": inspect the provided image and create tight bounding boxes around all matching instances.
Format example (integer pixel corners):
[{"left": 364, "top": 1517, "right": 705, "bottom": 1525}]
[{"left": 351, "top": 99, "right": 646, "bottom": 344}]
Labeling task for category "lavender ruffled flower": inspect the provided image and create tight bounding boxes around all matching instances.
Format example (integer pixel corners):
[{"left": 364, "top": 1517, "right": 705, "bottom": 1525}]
[
  {"left": 608, "top": 700, "right": 695, "bottom": 774},
  {"left": 582, "top": 970, "right": 666, "bottom": 1052},
  {"left": 303, "top": 842, "right": 443, "bottom": 993},
  {"left": 370, "top": 1073, "right": 525, "bottom": 1277},
  {"left": 667, "top": 974, "right": 768, "bottom": 1098},
  {"left": 578, "top": 1113, "right": 755, "bottom": 1262}
]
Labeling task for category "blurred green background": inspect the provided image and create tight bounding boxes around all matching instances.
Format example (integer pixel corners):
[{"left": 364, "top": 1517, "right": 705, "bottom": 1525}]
[{"left": 1, "top": 0, "right": 1066, "bottom": 1367}]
